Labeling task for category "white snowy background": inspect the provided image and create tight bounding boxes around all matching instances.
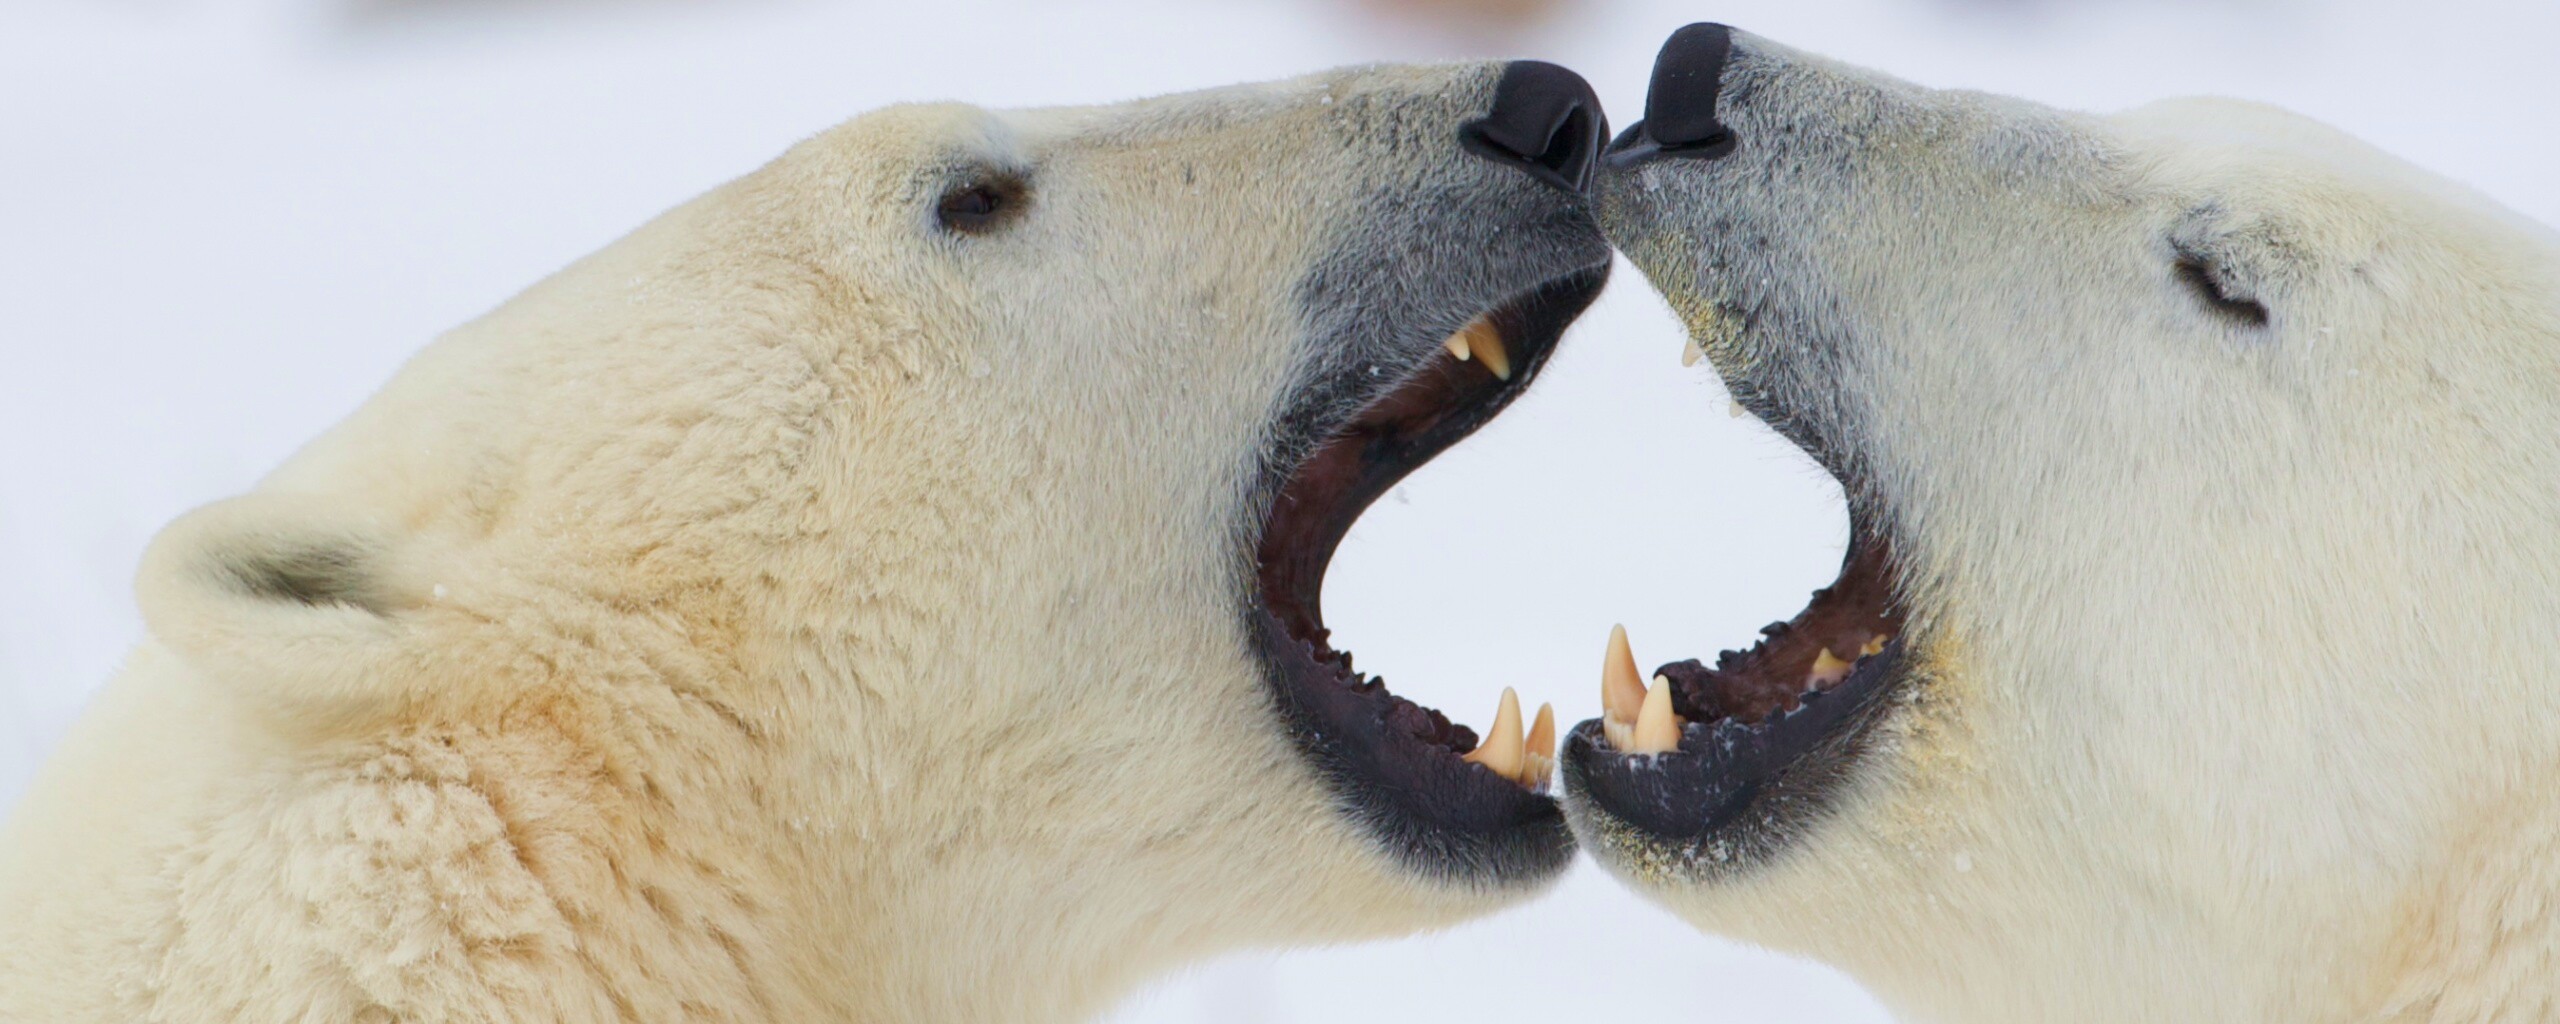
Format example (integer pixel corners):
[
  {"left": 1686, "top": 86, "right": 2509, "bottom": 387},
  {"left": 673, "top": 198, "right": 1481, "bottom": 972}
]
[{"left": 2, "top": 0, "right": 2552, "bottom": 1019}]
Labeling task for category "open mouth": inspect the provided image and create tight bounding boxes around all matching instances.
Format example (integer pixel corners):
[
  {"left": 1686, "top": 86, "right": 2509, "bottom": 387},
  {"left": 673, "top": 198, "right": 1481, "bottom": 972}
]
[
  {"left": 1249, "top": 265, "right": 1605, "bottom": 882},
  {"left": 1561, "top": 420, "right": 1911, "bottom": 859},
  {"left": 1548, "top": 21, "right": 1919, "bottom": 871}
]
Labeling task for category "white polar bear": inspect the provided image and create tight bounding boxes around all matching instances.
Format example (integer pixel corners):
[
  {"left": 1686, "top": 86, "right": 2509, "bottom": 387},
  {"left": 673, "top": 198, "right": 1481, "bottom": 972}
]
[
  {"left": 1566, "top": 23, "right": 2560, "bottom": 1024},
  {"left": 0, "top": 62, "right": 1612, "bottom": 1023}
]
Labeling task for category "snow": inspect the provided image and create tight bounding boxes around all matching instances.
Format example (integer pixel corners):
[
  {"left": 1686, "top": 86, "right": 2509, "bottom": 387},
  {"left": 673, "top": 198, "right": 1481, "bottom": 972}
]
[{"left": 2, "top": 0, "right": 2551, "bottom": 1020}]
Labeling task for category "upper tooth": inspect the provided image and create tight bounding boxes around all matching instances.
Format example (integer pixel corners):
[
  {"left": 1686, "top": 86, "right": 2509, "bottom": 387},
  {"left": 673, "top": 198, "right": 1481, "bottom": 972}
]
[
  {"left": 1445, "top": 331, "right": 1473, "bottom": 362},
  {"left": 1525, "top": 702, "right": 1556, "bottom": 790},
  {"left": 1629, "top": 675, "right": 1684, "bottom": 755},
  {"left": 1464, "top": 686, "right": 1526, "bottom": 781},
  {"left": 1683, "top": 337, "right": 1705, "bottom": 367},
  {"left": 1810, "top": 647, "right": 1855, "bottom": 687},
  {"left": 1861, "top": 634, "right": 1890, "bottom": 657},
  {"left": 1602, "top": 624, "right": 1648, "bottom": 731},
  {"left": 1461, "top": 317, "right": 1512, "bottom": 381},
  {"left": 1728, "top": 398, "right": 1748, "bottom": 419}
]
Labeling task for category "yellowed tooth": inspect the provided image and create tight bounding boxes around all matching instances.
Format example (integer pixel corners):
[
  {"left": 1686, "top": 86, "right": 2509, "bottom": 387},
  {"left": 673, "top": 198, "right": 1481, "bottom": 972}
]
[
  {"left": 1728, "top": 398, "right": 1748, "bottom": 419},
  {"left": 1810, "top": 647, "right": 1855, "bottom": 687},
  {"left": 1601, "top": 625, "right": 1646, "bottom": 751},
  {"left": 1683, "top": 337, "right": 1706, "bottom": 367},
  {"left": 1444, "top": 330, "right": 1473, "bottom": 362},
  {"left": 1861, "top": 634, "right": 1890, "bottom": 657},
  {"left": 1629, "top": 675, "right": 1684, "bottom": 755},
  {"left": 1524, "top": 702, "right": 1556, "bottom": 788},
  {"left": 1601, "top": 624, "right": 1648, "bottom": 733},
  {"left": 1464, "top": 318, "right": 1513, "bottom": 381},
  {"left": 1464, "top": 686, "right": 1526, "bottom": 781}
]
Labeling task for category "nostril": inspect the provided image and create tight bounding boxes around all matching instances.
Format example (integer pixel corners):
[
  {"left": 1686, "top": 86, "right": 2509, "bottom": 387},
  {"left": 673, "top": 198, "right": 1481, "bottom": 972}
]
[
  {"left": 1532, "top": 106, "right": 1595, "bottom": 180},
  {"left": 1461, "top": 60, "right": 1608, "bottom": 195}
]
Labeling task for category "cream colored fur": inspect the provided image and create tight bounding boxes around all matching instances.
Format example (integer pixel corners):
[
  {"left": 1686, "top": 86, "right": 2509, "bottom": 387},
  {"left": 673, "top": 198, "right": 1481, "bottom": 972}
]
[
  {"left": 1591, "top": 34, "right": 2560, "bottom": 1024},
  {"left": 0, "top": 65, "right": 1554, "bottom": 1023}
]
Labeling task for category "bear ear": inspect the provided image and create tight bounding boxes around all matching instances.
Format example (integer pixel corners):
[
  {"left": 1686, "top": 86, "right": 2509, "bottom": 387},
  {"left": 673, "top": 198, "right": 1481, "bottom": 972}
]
[{"left": 136, "top": 493, "right": 432, "bottom": 735}]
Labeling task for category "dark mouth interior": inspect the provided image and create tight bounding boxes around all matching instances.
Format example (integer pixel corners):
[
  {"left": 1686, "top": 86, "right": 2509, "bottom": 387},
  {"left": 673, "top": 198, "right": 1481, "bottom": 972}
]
[
  {"left": 1546, "top": 512, "right": 1914, "bottom": 849},
  {"left": 1252, "top": 267, "right": 1605, "bottom": 804},
  {"left": 1559, "top": 463, "right": 1911, "bottom": 848},
  {"left": 1253, "top": 349, "right": 1501, "bottom": 760},
  {"left": 1656, "top": 535, "right": 1902, "bottom": 730},
  {"left": 1551, "top": 382, "right": 1915, "bottom": 852}
]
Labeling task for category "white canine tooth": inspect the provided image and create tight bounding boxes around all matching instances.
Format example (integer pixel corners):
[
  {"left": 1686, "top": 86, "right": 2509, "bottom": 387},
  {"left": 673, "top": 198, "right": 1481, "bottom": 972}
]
[
  {"left": 1629, "top": 675, "right": 1684, "bottom": 755},
  {"left": 1464, "top": 319, "right": 1513, "bottom": 381},
  {"left": 1464, "top": 687, "right": 1526, "bottom": 781},
  {"left": 1809, "top": 647, "right": 1855, "bottom": 687},
  {"left": 1683, "top": 337, "right": 1705, "bottom": 367},
  {"left": 1525, "top": 703, "right": 1556, "bottom": 789},
  {"left": 1445, "top": 330, "right": 1473, "bottom": 362},
  {"left": 1728, "top": 398, "right": 1748, "bottom": 419},
  {"left": 1601, "top": 624, "right": 1648, "bottom": 733}
]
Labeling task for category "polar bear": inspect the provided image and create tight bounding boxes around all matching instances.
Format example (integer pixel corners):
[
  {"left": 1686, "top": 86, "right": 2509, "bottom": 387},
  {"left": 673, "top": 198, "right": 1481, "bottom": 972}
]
[
  {"left": 1564, "top": 23, "right": 2560, "bottom": 1024},
  {"left": 0, "top": 62, "right": 1612, "bottom": 1023}
]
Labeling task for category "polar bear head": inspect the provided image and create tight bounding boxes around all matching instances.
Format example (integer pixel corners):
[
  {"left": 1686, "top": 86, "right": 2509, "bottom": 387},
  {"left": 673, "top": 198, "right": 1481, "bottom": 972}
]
[
  {"left": 1567, "top": 25, "right": 2560, "bottom": 1024},
  {"left": 121, "top": 64, "right": 1608, "bottom": 1021}
]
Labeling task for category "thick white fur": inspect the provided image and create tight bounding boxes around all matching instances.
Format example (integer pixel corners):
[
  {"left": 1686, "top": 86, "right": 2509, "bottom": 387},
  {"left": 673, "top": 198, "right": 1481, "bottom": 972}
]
[
  {"left": 1595, "top": 35, "right": 2560, "bottom": 1024},
  {"left": 0, "top": 66, "right": 1539, "bottom": 1023}
]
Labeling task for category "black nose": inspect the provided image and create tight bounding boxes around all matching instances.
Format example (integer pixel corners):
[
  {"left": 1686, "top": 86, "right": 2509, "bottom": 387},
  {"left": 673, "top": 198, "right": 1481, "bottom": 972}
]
[
  {"left": 1606, "top": 22, "right": 1739, "bottom": 167},
  {"left": 1461, "top": 61, "right": 1608, "bottom": 194}
]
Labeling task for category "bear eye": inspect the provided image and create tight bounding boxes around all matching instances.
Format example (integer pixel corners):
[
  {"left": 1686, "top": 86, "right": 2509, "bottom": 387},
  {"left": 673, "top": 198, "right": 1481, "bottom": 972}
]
[
  {"left": 2173, "top": 250, "right": 2271, "bottom": 329},
  {"left": 935, "top": 174, "right": 1029, "bottom": 236}
]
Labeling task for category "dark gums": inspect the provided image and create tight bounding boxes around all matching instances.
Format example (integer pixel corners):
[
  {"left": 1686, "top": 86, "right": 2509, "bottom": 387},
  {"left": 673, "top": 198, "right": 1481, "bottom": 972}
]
[
  {"left": 1564, "top": 641, "right": 1903, "bottom": 846},
  {"left": 1252, "top": 268, "right": 1605, "bottom": 884}
]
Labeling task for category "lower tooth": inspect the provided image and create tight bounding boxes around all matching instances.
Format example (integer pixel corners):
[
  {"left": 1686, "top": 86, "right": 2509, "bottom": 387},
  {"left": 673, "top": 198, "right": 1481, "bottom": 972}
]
[
  {"left": 1601, "top": 625, "right": 1648, "bottom": 728},
  {"left": 1809, "top": 648, "right": 1855, "bottom": 687},
  {"left": 1628, "top": 675, "right": 1684, "bottom": 755},
  {"left": 1467, "top": 320, "right": 1513, "bottom": 381},
  {"left": 1525, "top": 703, "right": 1557, "bottom": 789},
  {"left": 1464, "top": 687, "right": 1527, "bottom": 781}
]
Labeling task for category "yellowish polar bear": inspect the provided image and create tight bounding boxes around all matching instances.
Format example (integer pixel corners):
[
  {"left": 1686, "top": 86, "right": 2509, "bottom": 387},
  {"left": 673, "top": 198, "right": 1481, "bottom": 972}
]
[
  {"left": 1566, "top": 24, "right": 2560, "bottom": 1024},
  {"left": 0, "top": 62, "right": 1613, "bottom": 1022}
]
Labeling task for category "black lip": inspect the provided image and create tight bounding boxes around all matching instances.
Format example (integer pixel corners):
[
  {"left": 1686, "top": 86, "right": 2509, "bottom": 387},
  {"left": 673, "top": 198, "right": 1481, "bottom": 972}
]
[
  {"left": 1563, "top": 638, "right": 1904, "bottom": 856},
  {"left": 1251, "top": 265, "right": 1606, "bottom": 886}
]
